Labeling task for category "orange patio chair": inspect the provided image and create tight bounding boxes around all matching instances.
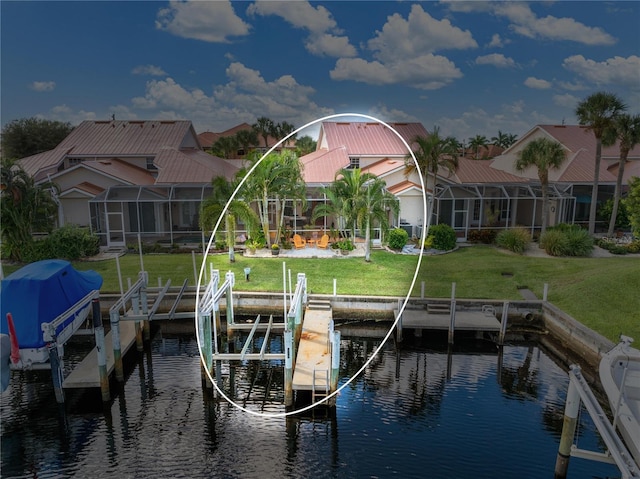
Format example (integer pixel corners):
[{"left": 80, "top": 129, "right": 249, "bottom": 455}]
[
  {"left": 293, "top": 234, "right": 306, "bottom": 249},
  {"left": 316, "top": 234, "right": 329, "bottom": 249}
]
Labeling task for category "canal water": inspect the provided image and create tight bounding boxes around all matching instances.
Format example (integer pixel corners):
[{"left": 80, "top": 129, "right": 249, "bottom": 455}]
[{"left": 1, "top": 327, "right": 620, "bottom": 478}]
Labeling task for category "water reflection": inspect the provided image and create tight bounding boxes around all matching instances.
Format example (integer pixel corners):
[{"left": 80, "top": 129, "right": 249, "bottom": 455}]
[{"left": 0, "top": 330, "right": 620, "bottom": 478}]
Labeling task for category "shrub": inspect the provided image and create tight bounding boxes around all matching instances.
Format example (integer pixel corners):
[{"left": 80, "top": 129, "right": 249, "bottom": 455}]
[
  {"left": 495, "top": 228, "right": 530, "bottom": 254},
  {"left": 388, "top": 228, "right": 409, "bottom": 250},
  {"left": 22, "top": 225, "right": 100, "bottom": 262},
  {"left": 626, "top": 240, "right": 640, "bottom": 254},
  {"left": 540, "top": 228, "right": 593, "bottom": 257},
  {"left": 467, "top": 229, "right": 498, "bottom": 244},
  {"left": 334, "top": 239, "right": 355, "bottom": 251},
  {"left": 428, "top": 224, "right": 457, "bottom": 251}
]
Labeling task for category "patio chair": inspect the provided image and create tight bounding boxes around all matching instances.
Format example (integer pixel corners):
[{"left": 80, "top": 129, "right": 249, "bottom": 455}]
[
  {"left": 293, "top": 234, "right": 307, "bottom": 249},
  {"left": 316, "top": 234, "right": 329, "bottom": 249}
]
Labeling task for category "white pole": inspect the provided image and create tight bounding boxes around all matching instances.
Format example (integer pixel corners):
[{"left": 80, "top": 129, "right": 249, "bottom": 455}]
[
  {"left": 288, "top": 269, "right": 293, "bottom": 302},
  {"left": 283, "top": 262, "right": 287, "bottom": 319},
  {"left": 115, "top": 254, "right": 124, "bottom": 298},
  {"left": 137, "top": 233, "right": 144, "bottom": 272},
  {"left": 333, "top": 278, "right": 337, "bottom": 297}
]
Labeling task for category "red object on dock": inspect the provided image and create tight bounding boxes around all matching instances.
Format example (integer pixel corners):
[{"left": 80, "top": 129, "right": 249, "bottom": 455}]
[{"left": 6, "top": 313, "right": 21, "bottom": 364}]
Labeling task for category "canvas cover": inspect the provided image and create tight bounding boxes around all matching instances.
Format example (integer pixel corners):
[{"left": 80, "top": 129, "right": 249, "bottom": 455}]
[{"left": 0, "top": 260, "right": 103, "bottom": 349}]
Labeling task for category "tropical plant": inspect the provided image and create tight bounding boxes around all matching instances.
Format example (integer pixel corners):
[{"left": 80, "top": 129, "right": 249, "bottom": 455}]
[
  {"left": 491, "top": 130, "right": 518, "bottom": 149},
  {"left": 575, "top": 91, "right": 627, "bottom": 234},
  {"left": 404, "top": 127, "right": 459, "bottom": 239},
  {"left": 625, "top": 176, "right": 640, "bottom": 237},
  {"left": 0, "top": 161, "right": 58, "bottom": 261},
  {"left": 598, "top": 199, "right": 630, "bottom": 230},
  {"left": 468, "top": 134, "right": 489, "bottom": 159},
  {"left": 495, "top": 228, "right": 531, "bottom": 254},
  {"left": 211, "top": 136, "right": 239, "bottom": 159},
  {"left": 607, "top": 113, "right": 640, "bottom": 236},
  {"left": 234, "top": 129, "right": 259, "bottom": 156},
  {"left": 514, "top": 137, "right": 567, "bottom": 236},
  {"left": 540, "top": 226, "right": 593, "bottom": 257},
  {"left": 252, "top": 116, "right": 275, "bottom": 149},
  {"left": 200, "top": 175, "right": 259, "bottom": 262},
  {"left": 242, "top": 150, "right": 306, "bottom": 247}
]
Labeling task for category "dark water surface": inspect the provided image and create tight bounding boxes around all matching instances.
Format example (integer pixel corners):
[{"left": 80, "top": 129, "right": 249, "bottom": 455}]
[{"left": 1, "top": 329, "right": 620, "bottom": 478}]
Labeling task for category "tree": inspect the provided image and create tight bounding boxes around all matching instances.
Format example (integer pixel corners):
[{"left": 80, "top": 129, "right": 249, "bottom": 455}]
[
  {"left": 234, "top": 129, "right": 259, "bottom": 156},
  {"left": 0, "top": 161, "right": 58, "bottom": 261},
  {"left": 211, "top": 136, "right": 238, "bottom": 159},
  {"left": 575, "top": 91, "right": 627, "bottom": 234},
  {"left": 1, "top": 118, "right": 73, "bottom": 160},
  {"left": 242, "top": 150, "right": 305, "bottom": 247},
  {"left": 200, "top": 175, "right": 258, "bottom": 262},
  {"left": 296, "top": 135, "right": 317, "bottom": 155},
  {"left": 515, "top": 138, "right": 566, "bottom": 235},
  {"left": 274, "top": 121, "right": 296, "bottom": 146},
  {"left": 624, "top": 176, "right": 640, "bottom": 238},
  {"left": 404, "top": 127, "right": 459, "bottom": 238},
  {"left": 357, "top": 175, "right": 399, "bottom": 262},
  {"left": 468, "top": 134, "right": 489, "bottom": 159},
  {"left": 491, "top": 130, "right": 518, "bottom": 149},
  {"left": 252, "top": 116, "right": 275, "bottom": 149},
  {"left": 607, "top": 114, "right": 640, "bottom": 236}
]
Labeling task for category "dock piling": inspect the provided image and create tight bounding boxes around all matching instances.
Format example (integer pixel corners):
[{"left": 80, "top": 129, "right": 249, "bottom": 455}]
[
  {"left": 109, "top": 310, "right": 124, "bottom": 382},
  {"left": 498, "top": 301, "right": 509, "bottom": 345},
  {"left": 284, "top": 330, "right": 293, "bottom": 407},
  {"left": 92, "top": 298, "right": 110, "bottom": 401},
  {"left": 554, "top": 366, "right": 581, "bottom": 478},
  {"left": 48, "top": 343, "right": 65, "bottom": 404},
  {"left": 448, "top": 283, "right": 457, "bottom": 345}
]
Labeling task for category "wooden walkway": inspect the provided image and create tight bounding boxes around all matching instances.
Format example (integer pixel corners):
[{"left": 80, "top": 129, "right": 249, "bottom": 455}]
[
  {"left": 63, "top": 321, "right": 138, "bottom": 389},
  {"left": 292, "top": 308, "right": 332, "bottom": 392},
  {"left": 399, "top": 309, "right": 501, "bottom": 331}
]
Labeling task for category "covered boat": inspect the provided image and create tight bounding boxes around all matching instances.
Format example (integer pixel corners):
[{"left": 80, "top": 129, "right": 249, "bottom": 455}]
[
  {"left": 0, "top": 259, "right": 103, "bottom": 373},
  {"left": 599, "top": 336, "right": 640, "bottom": 467}
]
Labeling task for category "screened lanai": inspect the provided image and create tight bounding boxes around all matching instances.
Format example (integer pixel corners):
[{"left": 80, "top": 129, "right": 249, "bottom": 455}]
[
  {"left": 434, "top": 183, "right": 576, "bottom": 240},
  {"left": 89, "top": 184, "right": 212, "bottom": 248}
]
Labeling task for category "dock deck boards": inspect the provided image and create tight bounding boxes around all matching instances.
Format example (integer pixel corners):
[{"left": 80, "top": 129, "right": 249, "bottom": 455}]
[
  {"left": 292, "top": 308, "right": 331, "bottom": 391},
  {"left": 400, "top": 310, "right": 501, "bottom": 331},
  {"left": 63, "top": 321, "right": 138, "bottom": 389}
]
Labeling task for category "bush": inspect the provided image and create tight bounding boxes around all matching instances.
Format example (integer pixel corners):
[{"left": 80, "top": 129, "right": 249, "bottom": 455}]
[
  {"left": 388, "top": 228, "right": 409, "bottom": 250},
  {"left": 428, "top": 224, "right": 457, "bottom": 251},
  {"left": 540, "top": 228, "right": 593, "bottom": 257},
  {"left": 22, "top": 225, "right": 100, "bottom": 262},
  {"left": 626, "top": 240, "right": 640, "bottom": 254},
  {"left": 495, "top": 228, "right": 530, "bottom": 254},
  {"left": 467, "top": 229, "right": 498, "bottom": 244}
]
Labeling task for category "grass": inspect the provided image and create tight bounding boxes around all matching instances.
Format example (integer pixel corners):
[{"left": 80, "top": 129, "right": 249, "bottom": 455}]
[{"left": 2, "top": 245, "right": 638, "bottom": 342}]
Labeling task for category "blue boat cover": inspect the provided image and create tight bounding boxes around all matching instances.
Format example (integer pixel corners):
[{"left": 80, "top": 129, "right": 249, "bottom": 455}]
[{"left": 0, "top": 260, "right": 103, "bottom": 349}]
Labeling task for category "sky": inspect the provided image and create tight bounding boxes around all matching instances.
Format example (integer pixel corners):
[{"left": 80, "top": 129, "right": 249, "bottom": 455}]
[{"left": 1, "top": 1, "right": 639, "bottom": 143}]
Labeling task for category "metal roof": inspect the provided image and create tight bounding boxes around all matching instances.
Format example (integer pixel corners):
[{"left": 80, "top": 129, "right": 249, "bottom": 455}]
[{"left": 320, "top": 122, "right": 429, "bottom": 156}]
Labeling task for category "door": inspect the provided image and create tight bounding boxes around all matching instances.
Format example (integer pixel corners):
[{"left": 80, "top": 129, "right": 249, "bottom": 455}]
[{"left": 106, "top": 203, "right": 125, "bottom": 247}]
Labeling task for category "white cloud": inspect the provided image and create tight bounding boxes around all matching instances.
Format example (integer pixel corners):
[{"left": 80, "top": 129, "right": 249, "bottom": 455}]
[
  {"left": 475, "top": 53, "right": 517, "bottom": 69},
  {"left": 557, "top": 80, "right": 587, "bottom": 92},
  {"left": 132, "top": 65, "right": 167, "bottom": 76},
  {"left": 156, "top": 1, "right": 250, "bottom": 43},
  {"left": 330, "top": 54, "right": 463, "bottom": 90},
  {"left": 132, "top": 77, "right": 213, "bottom": 112},
  {"left": 562, "top": 55, "right": 640, "bottom": 88},
  {"left": 37, "top": 104, "right": 97, "bottom": 125},
  {"left": 487, "top": 34, "right": 506, "bottom": 48},
  {"left": 247, "top": 1, "right": 356, "bottom": 57},
  {"left": 553, "top": 94, "right": 580, "bottom": 109},
  {"left": 30, "top": 81, "right": 56, "bottom": 92},
  {"left": 524, "top": 77, "right": 552, "bottom": 89},
  {"left": 368, "top": 4, "right": 477, "bottom": 63}
]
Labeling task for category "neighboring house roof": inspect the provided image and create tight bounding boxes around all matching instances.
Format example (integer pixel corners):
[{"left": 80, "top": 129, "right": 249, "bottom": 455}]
[
  {"left": 197, "top": 122, "right": 283, "bottom": 149},
  {"left": 318, "top": 122, "right": 429, "bottom": 156},
  {"left": 362, "top": 157, "right": 406, "bottom": 178},
  {"left": 82, "top": 159, "right": 156, "bottom": 185},
  {"left": 154, "top": 148, "right": 238, "bottom": 184},
  {"left": 387, "top": 180, "right": 424, "bottom": 195},
  {"left": 451, "top": 158, "right": 526, "bottom": 184},
  {"left": 462, "top": 144, "right": 504, "bottom": 159}
]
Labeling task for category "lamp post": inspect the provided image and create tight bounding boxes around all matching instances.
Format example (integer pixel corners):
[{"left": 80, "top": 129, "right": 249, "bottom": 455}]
[{"left": 244, "top": 267, "right": 251, "bottom": 281}]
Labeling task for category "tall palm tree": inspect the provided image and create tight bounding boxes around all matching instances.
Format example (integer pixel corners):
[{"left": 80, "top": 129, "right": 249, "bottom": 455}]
[
  {"left": 468, "top": 134, "right": 489, "bottom": 159},
  {"left": 252, "top": 116, "right": 275, "bottom": 149},
  {"left": 575, "top": 91, "right": 627, "bottom": 234},
  {"left": 515, "top": 138, "right": 566, "bottom": 236},
  {"left": 242, "top": 150, "right": 305, "bottom": 247},
  {"left": 200, "top": 175, "right": 258, "bottom": 262},
  {"left": 234, "top": 129, "right": 259, "bottom": 157},
  {"left": 357, "top": 175, "right": 399, "bottom": 262},
  {"left": 491, "top": 131, "right": 518, "bottom": 149},
  {"left": 211, "top": 136, "right": 238, "bottom": 159},
  {"left": 404, "top": 127, "right": 459, "bottom": 238},
  {"left": 0, "top": 161, "right": 57, "bottom": 261},
  {"left": 607, "top": 113, "right": 640, "bottom": 236}
]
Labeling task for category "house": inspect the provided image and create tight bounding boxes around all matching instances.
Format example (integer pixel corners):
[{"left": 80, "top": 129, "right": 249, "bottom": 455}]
[
  {"left": 17, "top": 120, "right": 238, "bottom": 247},
  {"left": 434, "top": 124, "right": 640, "bottom": 239}
]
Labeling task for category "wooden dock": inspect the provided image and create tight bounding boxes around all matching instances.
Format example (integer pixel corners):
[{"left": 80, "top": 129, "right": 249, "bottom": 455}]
[
  {"left": 292, "top": 308, "right": 332, "bottom": 392},
  {"left": 399, "top": 309, "right": 501, "bottom": 331},
  {"left": 63, "top": 321, "right": 138, "bottom": 389}
]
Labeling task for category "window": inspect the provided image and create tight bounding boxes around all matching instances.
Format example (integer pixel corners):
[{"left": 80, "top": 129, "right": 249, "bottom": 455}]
[
  {"left": 68, "top": 158, "right": 82, "bottom": 166},
  {"left": 146, "top": 158, "right": 157, "bottom": 170},
  {"left": 348, "top": 157, "right": 360, "bottom": 169}
]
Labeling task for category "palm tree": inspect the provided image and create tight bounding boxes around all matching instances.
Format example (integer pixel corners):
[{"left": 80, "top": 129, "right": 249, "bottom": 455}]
[
  {"left": 491, "top": 131, "right": 518, "bottom": 149},
  {"left": 211, "top": 136, "right": 238, "bottom": 159},
  {"left": 234, "top": 129, "right": 259, "bottom": 157},
  {"left": 242, "top": 150, "right": 305, "bottom": 247},
  {"left": 515, "top": 138, "right": 566, "bottom": 236},
  {"left": 252, "top": 116, "right": 275, "bottom": 149},
  {"left": 296, "top": 135, "right": 317, "bottom": 155},
  {"left": 0, "top": 161, "right": 58, "bottom": 261},
  {"left": 404, "top": 127, "right": 459, "bottom": 238},
  {"left": 607, "top": 113, "right": 640, "bottom": 236},
  {"left": 575, "top": 91, "right": 627, "bottom": 234},
  {"left": 200, "top": 175, "right": 259, "bottom": 262},
  {"left": 468, "top": 134, "right": 489, "bottom": 159},
  {"left": 357, "top": 176, "right": 399, "bottom": 262},
  {"left": 275, "top": 121, "right": 296, "bottom": 148}
]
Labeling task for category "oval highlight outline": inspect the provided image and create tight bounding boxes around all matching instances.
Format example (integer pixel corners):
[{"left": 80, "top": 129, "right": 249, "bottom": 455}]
[{"left": 195, "top": 112, "right": 426, "bottom": 417}]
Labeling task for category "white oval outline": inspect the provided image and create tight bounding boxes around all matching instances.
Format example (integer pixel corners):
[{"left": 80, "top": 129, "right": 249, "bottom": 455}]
[{"left": 195, "top": 112, "right": 426, "bottom": 417}]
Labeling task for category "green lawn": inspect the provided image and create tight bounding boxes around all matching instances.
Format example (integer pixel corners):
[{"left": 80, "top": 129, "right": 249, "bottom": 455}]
[{"left": 2, "top": 245, "right": 639, "bottom": 341}]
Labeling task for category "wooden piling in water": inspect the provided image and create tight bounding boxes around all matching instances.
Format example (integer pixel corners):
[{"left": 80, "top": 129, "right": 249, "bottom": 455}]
[
  {"left": 554, "top": 366, "right": 581, "bottom": 478},
  {"left": 93, "top": 298, "right": 110, "bottom": 401},
  {"left": 448, "top": 283, "right": 456, "bottom": 345},
  {"left": 48, "top": 343, "right": 65, "bottom": 404},
  {"left": 109, "top": 310, "right": 124, "bottom": 382},
  {"left": 498, "top": 301, "right": 509, "bottom": 345},
  {"left": 329, "top": 330, "right": 340, "bottom": 406},
  {"left": 284, "top": 330, "right": 293, "bottom": 407}
]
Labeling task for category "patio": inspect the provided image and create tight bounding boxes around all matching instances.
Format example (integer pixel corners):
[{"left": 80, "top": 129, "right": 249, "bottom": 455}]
[{"left": 244, "top": 244, "right": 366, "bottom": 259}]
